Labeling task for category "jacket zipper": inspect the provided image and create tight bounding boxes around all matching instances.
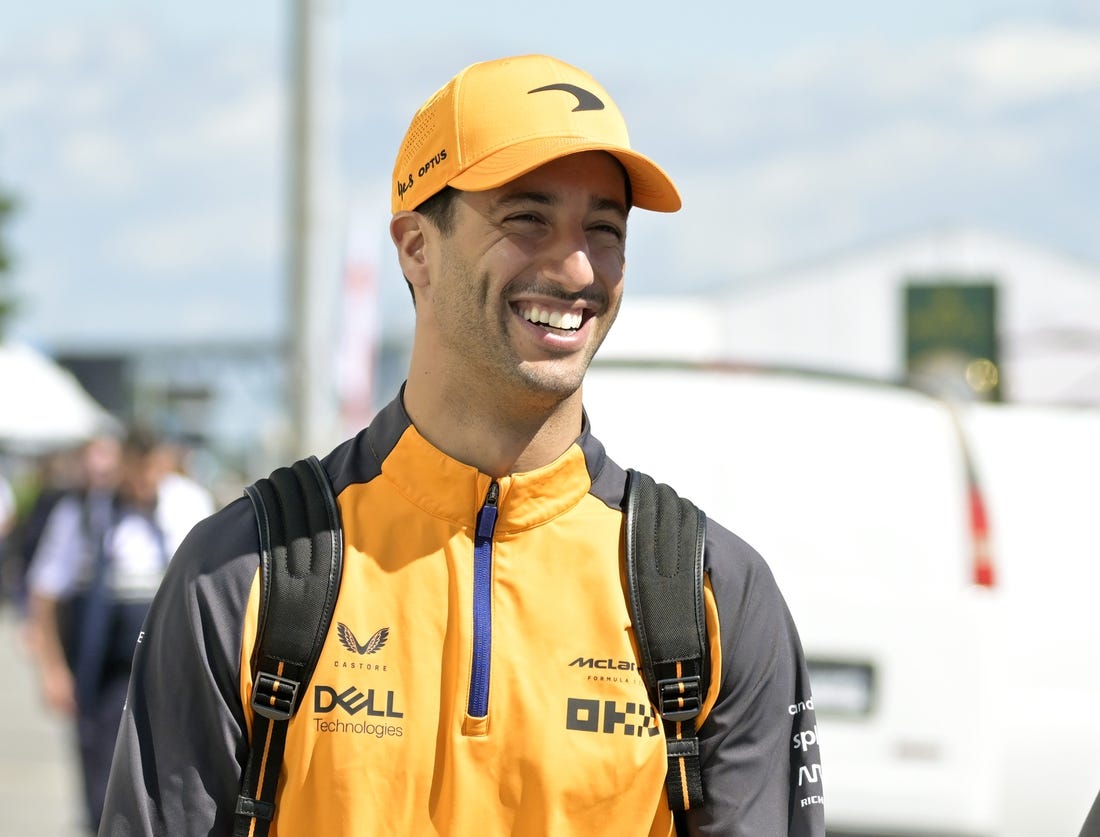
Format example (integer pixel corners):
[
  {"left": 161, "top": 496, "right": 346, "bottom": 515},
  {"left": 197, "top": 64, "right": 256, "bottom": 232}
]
[{"left": 468, "top": 481, "right": 499, "bottom": 718}]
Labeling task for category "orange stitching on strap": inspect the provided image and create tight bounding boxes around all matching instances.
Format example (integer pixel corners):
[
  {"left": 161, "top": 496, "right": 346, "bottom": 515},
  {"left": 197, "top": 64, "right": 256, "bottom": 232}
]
[{"left": 249, "top": 661, "right": 284, "bottom": 835}]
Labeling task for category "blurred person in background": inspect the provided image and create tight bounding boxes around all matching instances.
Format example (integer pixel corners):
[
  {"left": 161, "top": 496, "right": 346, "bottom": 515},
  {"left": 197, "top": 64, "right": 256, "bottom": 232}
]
[
  {"left": 151, "top": 436, "right": 217, "bottom": 535},
  {"left": 24, "top": 426, "right": 212, "bottom": 833},
  {"left": 0, "top": 469, "right": 15, "bottom": 574},
  {"left": 0, "top": 468, "right": 14, "bottom": 537},
  {"left": 0, "top": 443, "right": 91, "bottom": 615}
]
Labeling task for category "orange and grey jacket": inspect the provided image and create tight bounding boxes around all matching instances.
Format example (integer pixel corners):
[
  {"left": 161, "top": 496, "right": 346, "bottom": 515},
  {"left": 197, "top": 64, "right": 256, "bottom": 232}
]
[{"left": 101, "top": 395, "right": 824, "bottom": 836}]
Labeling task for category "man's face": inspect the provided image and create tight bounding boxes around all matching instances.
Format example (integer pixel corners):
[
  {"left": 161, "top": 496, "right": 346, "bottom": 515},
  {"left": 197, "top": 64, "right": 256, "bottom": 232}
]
[
  {"left": 82, "top": 436, "right": 121, "bottom": 490},
  {"left": 120, "top": 452, "right": 163, "bottom": 508},
  {"left": 417, "top": 151, "right": 629, "bottom": 406}
]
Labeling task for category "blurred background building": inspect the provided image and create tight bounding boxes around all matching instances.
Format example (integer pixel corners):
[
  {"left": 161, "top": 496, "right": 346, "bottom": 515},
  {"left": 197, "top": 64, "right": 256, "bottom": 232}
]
[{"left": 604, "top": 226, "right": 1100, "bottom": 406}]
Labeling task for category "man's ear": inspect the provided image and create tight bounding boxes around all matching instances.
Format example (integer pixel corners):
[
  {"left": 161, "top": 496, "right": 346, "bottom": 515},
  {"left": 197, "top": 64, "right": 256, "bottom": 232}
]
[{"left": 390, "top": 212, "right": 431, "bottom": 290}]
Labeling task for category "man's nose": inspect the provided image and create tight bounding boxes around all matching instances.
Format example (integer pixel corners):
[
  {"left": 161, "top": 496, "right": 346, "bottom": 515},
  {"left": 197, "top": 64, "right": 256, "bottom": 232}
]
[{"left": 541, "top": 231, "right": 595, "bottom": 292}]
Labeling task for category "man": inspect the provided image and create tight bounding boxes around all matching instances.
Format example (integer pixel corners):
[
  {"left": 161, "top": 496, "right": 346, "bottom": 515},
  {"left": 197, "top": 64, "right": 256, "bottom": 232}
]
[
  {"left": 27, "top": 428, "right": 212, "bottom": 833},
  {"left": 100, "top": 55, "right": 823, "bottom": 836}
]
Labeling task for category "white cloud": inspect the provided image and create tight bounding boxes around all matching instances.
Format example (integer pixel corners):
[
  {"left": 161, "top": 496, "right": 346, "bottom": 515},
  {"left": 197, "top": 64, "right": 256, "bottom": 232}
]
[
  {"left": 58, "top": 129, "right": 141, "bottom": 196},
  {"left": 154, "top": 83, "right": 283, "bottom": 164},
  {"left": 37, "top": 25, "right": 88, "bottom": 67},
  {"left": 0, "top": 76, "right": 44, "bottom": 121},
  {"left": 107, "top": 202, "right": 277, "bottom": 275},
  {"left": 97, "top": 20, "right": 156, "bottom": 69},
  {"left": 632, "top": 21, "right": 1100, "bottom": 284},
  {"left": 963, "top": 23, "right": 1100, "bottom": 101}
]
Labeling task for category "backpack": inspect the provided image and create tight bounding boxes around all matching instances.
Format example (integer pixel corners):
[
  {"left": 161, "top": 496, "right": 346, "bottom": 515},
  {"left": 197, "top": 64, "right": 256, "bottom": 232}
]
[{"left": 233, "top": 457, "right": 708, "bottom": 837}]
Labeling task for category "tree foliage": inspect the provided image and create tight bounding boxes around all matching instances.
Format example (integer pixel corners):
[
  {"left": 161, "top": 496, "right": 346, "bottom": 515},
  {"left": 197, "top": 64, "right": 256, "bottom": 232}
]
[{"left": 0, "top": 186, "right": 17, "bottom": 340}]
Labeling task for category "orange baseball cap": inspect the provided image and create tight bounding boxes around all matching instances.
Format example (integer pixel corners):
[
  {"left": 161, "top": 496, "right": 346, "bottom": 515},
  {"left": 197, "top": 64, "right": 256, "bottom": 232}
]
[{"left": 391, "top": 54, "right": 681, "bottom": 214}]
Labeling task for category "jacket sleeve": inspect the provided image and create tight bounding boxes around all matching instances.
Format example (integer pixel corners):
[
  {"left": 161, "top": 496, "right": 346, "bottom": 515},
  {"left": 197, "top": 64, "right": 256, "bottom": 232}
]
[
  {"left": 1081, "top": 788, "right": 1100, "bottom": 837},
  {"left": 99, "top": 497, "right": 259, "bottom": 837},
  {"left": 687, "top": 522, "right": 825, "bottom": 837}
]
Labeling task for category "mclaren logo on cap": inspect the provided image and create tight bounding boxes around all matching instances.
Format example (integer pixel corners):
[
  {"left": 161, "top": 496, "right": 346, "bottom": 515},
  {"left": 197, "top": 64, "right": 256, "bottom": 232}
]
[
  {"left": 337, "top": 623, "right": 390, "bottom": 655},
  {"left": 527, "top": 83, "right": 605, "bottom": 112}
]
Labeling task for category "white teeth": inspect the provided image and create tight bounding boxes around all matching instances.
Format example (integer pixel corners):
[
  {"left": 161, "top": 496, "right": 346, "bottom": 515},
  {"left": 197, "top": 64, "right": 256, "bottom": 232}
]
[{"left": 520, "top": 306, "right": 582, "bottom": 330}]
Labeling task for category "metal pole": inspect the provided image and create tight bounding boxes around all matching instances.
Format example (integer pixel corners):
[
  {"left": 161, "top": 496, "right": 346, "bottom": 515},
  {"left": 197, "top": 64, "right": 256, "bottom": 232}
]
[{"left": 286, "top": 0, "right": 340, "bottom": 460}]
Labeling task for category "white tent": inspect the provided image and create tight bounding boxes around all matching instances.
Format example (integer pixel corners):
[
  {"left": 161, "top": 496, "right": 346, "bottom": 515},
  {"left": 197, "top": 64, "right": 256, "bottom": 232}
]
[{"left": 0, "top": 342, "right": 119, "bottom": 449}]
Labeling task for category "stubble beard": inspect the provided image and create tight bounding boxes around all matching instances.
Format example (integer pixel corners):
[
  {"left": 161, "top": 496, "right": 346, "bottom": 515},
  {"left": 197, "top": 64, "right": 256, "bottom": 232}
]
[
  {"left": 504, "top": 294, "right": 623, "bottom": 420},
  {"left": 435, "top": 260, "right": 621, "bottom": 415}
]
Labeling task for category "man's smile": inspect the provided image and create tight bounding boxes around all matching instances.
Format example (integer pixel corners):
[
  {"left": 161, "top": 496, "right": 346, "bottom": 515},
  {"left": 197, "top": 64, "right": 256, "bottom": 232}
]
[{"left": 515, "top": 303, "right": 585, "bottom": 332}]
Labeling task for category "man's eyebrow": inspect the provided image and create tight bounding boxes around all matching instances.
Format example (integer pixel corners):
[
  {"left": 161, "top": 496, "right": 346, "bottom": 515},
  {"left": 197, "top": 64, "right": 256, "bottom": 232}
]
[
  {"left": 490, "top": 190, "right": 555, "bottom": 210},
  {"left": 591, "top": 195, "right": 629, "bottom": 218},
  {"left": 490, "top": 191, "right": 628, "bottom": 217}
]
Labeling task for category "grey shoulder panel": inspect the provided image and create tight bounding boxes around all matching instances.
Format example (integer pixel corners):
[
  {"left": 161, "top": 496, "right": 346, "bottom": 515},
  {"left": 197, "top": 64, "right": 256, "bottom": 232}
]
[
  {"left": 579, "top": 427, "right": 625, "bottom": 510},
  {"left": 324, "top": 393, "right": 412, "bottom": 495},
  {"left": 687, "top": 520, "right": 824, "bottom": 836}
]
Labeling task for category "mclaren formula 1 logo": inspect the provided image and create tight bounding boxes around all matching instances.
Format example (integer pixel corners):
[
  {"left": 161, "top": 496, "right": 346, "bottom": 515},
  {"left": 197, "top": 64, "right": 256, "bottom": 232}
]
[{"left": 527, "top": 83, "right": 605, "bottom": 112}]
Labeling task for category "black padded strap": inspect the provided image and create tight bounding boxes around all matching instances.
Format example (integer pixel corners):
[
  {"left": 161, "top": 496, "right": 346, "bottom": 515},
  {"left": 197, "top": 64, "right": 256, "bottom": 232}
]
[
  {"left": 624, "top": 468, "right": 708, "bottom": 816},
  {"left": 233, "top": 456, "right": 342, "bottom": 837}
]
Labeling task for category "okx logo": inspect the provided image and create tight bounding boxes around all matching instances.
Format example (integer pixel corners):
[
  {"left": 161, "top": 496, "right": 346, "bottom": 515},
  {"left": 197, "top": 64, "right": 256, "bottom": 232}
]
[
  {"left": 566, "top": 697, "right": 659, "bottom": 738},
  {"left": 337, "top": 623, "right": 389, "bottom": 655}
]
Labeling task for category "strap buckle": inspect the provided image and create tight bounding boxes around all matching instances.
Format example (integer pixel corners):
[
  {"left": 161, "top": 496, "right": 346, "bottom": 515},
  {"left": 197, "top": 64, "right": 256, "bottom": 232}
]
[
  {"left": 251, "top": 671, "right": 300, "bottom": 721},
  {"left": 657, "top": 675, "right": 702, "bottom": 722},
  {"left": 235, "top": 795, "right": 276, "bottom": 821}
]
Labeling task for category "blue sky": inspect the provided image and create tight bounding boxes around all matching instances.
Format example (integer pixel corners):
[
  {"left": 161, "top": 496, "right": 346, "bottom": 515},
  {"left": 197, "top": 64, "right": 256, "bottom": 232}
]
[{"left": 2, "top": 0, "right": 1099, "bottom": 350}]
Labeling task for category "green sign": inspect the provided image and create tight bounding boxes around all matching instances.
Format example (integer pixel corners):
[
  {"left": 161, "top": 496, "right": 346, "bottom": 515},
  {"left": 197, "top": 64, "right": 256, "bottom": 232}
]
[{"left": 905, "top": 281, "right": 1000, "bottom": 400}]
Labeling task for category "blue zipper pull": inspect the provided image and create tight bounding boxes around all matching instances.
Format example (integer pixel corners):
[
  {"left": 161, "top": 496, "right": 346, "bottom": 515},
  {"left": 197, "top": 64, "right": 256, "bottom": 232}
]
[{"left": 477, "top": 481, "right": 499, "bottom": 540}]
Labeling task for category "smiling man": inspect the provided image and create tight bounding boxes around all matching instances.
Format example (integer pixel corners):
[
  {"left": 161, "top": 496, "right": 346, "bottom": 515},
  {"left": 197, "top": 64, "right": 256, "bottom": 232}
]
[{"left": 100, "top": 54, "right": 823, "bottom": 837}]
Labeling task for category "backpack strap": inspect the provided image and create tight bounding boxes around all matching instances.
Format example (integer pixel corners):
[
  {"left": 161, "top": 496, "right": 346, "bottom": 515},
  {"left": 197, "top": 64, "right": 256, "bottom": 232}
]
[
  {"left": 624, "top": 468, "right": 709, "bottom": 819},
  {"left": 233, "top": 456, "right": 343, "bottom": 837}
]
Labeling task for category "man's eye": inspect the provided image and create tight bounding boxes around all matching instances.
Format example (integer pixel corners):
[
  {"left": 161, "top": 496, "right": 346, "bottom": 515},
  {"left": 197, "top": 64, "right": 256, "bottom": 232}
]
[
  {"left": 590, "top": 223, "right": 624, "bottom": 240},
  {"left": 505, "top": 212, "right": 544, "bottom": 225}
]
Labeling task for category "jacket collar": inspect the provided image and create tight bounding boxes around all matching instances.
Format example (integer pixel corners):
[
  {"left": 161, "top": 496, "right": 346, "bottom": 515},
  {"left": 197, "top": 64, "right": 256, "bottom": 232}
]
[{"left": 369, "top": 391, "right": 598, "bottom": 533}]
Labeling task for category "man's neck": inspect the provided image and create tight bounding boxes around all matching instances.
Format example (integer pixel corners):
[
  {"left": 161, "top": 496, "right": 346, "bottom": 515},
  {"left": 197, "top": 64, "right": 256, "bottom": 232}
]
[{"left": 402, "top": 374, "right": 584, "bottom": 478}]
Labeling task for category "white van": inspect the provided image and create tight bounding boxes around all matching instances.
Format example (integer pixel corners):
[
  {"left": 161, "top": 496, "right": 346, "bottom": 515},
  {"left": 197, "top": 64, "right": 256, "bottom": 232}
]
[
  {"left": 953, "top": 400, "right": 1100, "bottom": 835},
  {"left": 582, "top": 360, "right": 1100, "bottom": 836}
]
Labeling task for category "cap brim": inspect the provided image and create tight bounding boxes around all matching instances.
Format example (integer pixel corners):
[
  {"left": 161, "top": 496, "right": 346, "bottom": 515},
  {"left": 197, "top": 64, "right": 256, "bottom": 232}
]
[{"left": 447, "top": 137, "right": 682, "bottom": 212}]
